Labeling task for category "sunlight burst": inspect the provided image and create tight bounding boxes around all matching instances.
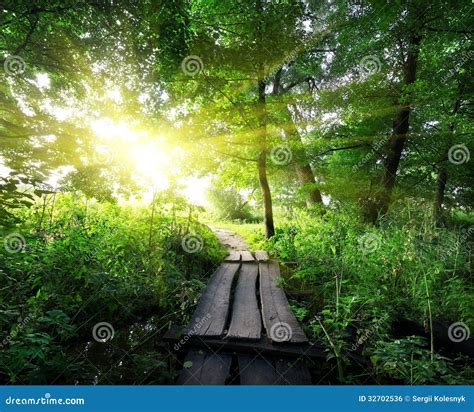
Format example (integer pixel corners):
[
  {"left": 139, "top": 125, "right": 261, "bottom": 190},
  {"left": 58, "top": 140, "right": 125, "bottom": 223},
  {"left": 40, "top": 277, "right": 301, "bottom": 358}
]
[{"left": 131, "top": 144, "right": 170, "bottom": 190}]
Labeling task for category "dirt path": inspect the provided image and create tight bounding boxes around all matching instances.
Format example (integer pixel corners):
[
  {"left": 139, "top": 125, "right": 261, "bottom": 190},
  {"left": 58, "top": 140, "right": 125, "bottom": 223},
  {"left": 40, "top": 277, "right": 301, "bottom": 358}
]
[{"left": 211, "top": 227, "right": 249, "bottom": 251}]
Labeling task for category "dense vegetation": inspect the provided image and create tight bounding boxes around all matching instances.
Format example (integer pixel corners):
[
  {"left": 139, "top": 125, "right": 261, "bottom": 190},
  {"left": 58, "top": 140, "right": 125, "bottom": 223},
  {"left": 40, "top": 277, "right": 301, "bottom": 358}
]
[
  {"left": 1, "top": 194, "right": 224, "bottom": 383},
  {"left": 1, "top": 0, "right": 472, "bottom": 384}
]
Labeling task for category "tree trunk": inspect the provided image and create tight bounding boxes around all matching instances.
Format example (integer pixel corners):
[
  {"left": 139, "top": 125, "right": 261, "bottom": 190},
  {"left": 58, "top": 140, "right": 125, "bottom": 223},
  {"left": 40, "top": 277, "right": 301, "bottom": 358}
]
[
  {"left": 432, "top": 83, "right": 464, "bottom": 224},
  {"left": 365, "top": 32, "right": 422, "bottom": 223},
  {"left": 433, "top": 162, "right": 448, "bottom": 223},
  {"left": 295, "top": 162, "right": 323, "bottom": 205},
  {"left": 271, "top": 68, "right": 323, "bottom": 207},
  {"left": 257, "top": 79, "right": 275, "bottom": 238},
  {"left": 286, "top": 107, "right": 323, "bottom": 206}
]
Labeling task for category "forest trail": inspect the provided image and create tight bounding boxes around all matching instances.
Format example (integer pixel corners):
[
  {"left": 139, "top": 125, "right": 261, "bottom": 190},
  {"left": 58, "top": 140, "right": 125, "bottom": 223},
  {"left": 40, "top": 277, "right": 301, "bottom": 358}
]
[
  {"left": 211, "top": 227, "right": 249, "bottom": 250},
  {"left": 165, "top": 243, "right": 323, "bottom": 385}
]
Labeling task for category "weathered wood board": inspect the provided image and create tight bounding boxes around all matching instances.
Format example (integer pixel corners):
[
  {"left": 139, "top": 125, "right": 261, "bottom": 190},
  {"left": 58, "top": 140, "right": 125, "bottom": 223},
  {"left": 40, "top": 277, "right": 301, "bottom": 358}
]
[
  {"left": 164, "top": 325, "right": 325, "bottom": 359},
  {"left": 238, "top": 356, "right": 312, "bottom": 385},
  {"left": 238, "top": 355, "right": 277, "bottom": 385},
  {"left": 240, "top": 250, "right": 255, "bottom": 262},
  {"left": 175, "top": 253, "right": 313, "bottom": 386},
  {"left": 226, "top": 263, "right": 261, "bottom": 340},
  {"left": 177, "top": 350, "right": 232, "bottom": 385},
  {"left": 274, "top": 359, "right": 312, "bottom": 385},
  {"left": 184, "top": 262, "right": 239, "bottom": 337},
  {"left": 225, "top": 250, "right": 241, "bottom": 262},
  {"left": 255, "top": 250, "right": 269, "bottom": 261},
  {"left": 259, "top": 261, "right": 308, "bottom": 343}
]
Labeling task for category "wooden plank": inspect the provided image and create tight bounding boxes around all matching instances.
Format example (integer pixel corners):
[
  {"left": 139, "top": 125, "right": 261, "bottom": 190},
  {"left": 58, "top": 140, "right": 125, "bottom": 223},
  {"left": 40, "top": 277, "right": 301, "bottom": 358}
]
[
  {"left": 259, "top": 261, "right": 308, "bottom": 343},
  {"left": 275, "top": 359, "right": 312, "bottom": 385},
  {"left": 226, "top": 263, "right": 261, "bottom": 340},
  {"left": 164, "top": 325, "right": 325, "bottom": 359},
  {"left": 238, "top": 356, "right": 312, "bottom": 385},
  {"left": 255, "top": 250, "right": 269, "bottom": 261},
  {"left": 177, "top": 350, "right": 232, "bottom": 385},
  {"left": 240, "top": 250, "right": 255, "bottom": 262},
  {"left": 184, "top": 263, "right": 239, "bottom": 337},
  {"left": 225, "top": 250, "right": 241, "bottom": 262},
  {"left": 238, "top": 355, "right": 277, "bottom": 385}
]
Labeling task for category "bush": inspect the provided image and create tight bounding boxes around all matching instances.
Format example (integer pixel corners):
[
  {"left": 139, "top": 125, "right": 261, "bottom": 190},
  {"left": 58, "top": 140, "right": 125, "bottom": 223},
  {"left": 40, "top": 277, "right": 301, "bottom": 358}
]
[
  {"left": 207, "top": 187, "right": 254, "bottom": 221},
  {"left": 0, "top": 194, "right": 225, "bottom": 384},
  {"left": 265, "top": 204, "right": 473, "bottom": 384}
]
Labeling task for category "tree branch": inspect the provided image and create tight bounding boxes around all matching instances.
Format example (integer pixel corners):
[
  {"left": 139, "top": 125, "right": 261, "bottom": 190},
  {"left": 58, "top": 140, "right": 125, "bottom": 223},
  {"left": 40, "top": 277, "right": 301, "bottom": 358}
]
[
  {"left": 0, "top": 17, "right": 39, "bottom": 63},
  {"left": 281, "top": 76, "right": 313, "bottom": 93},
  {"left": 313, "top": 143, "right": 368, "bottom": 158},
  {"left": 427, "top": 27, "right": 473, "bottom": 35},
  {"left": 213, "top": 148, "right": 257, "bottom": 162}
]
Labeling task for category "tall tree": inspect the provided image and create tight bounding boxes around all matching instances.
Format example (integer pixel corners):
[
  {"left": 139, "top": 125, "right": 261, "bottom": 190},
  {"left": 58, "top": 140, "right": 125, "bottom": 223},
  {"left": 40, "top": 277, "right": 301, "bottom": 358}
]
[
  {"left": 432, "top": 83, "right": 465, "bottom": 223},
  {"left": 365, "top": 3, "right": 423, "bottom": 223}
]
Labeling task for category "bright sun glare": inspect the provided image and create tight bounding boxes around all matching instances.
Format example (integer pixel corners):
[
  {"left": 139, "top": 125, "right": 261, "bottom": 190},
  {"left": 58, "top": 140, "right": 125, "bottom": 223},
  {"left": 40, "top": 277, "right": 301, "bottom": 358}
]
[
  {"left": 90, "top": 118, "right": 208, "bottom": 205},
  {"left": 131, "top": 144, "right": 170, "bottom": 191}
]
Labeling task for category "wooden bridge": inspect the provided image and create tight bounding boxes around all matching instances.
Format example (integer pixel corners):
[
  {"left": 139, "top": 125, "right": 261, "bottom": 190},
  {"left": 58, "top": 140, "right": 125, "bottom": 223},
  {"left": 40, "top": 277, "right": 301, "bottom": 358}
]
[{"left": 165, "top": 250, "right": 324, "bottom": 385}]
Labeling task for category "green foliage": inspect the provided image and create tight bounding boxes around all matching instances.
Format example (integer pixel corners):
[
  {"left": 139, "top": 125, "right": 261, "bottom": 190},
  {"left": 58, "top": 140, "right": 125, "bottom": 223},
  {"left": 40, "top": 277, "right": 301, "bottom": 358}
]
[
  {"left": 266, "top": 205, "right": 472, "bottom": 322},
  {"left": 263, "top": 204, "right": 473, "bottom": 384},
  {"left": 0, "top": 174, "right": 35, "bottom": 227},
  {"left": 0, "top": 194, "right": 225, "bottom": 384},
  {"left": 207, "top": 186, "right": 254, "bottom": 221},
  {"left": 371, "top": 337, "right": 473, "bottom": 385},
  {"left": 0, "top": 0, "right": 472, "bottom": 386}
]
